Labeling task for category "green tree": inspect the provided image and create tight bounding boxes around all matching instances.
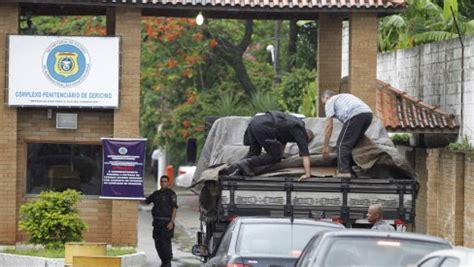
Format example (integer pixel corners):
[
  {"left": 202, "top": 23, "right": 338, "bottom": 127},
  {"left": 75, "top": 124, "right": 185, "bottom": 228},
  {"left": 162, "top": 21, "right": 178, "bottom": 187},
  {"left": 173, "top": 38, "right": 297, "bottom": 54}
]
[
  {"left": 25, "top": 16, "right": 106, "bottom": 35},
  {"left": 276, "top": 68, "right": 316, "bottom": 113},
  {"left": 25, "top": 15, "right": 318, "bottom": 167},
  {"left": 379, "top": 0, "right": 474, "bottom": 51}
]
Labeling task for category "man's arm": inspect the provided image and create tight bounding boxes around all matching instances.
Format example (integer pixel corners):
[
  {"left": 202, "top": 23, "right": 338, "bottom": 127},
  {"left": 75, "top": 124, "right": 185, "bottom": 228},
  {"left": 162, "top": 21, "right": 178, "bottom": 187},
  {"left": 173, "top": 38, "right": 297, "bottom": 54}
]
[
  {"left": 288, "top": 127, "right": 311, "bottom": 180},
  {"left": 246, "top": 142, "right": 262, "bottom": 158},
  {"left": 300, "top": 155, "right": 311, "bottom": 179},
  {"left": 167, "top": 207, "right": 177, "bottom": 230},
  {"left": 322, "top": 118, "right": 333, "bottom": 161},
  {"left": 167, "top": 192, "right": 178, "bottom": 230},
  {"left": 141, "top": 192, "right": 154, "bottom": 205}
]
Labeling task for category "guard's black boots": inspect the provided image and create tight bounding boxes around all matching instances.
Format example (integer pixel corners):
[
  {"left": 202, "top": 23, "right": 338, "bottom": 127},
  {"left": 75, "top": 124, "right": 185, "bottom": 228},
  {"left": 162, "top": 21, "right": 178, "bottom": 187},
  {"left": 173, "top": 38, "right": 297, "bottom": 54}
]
[
  {"left": 236, "top": 159, "right": 254, "bottom": 176},
  {"left": 228, "top": 159, "right": 255, "bottom": 177}
]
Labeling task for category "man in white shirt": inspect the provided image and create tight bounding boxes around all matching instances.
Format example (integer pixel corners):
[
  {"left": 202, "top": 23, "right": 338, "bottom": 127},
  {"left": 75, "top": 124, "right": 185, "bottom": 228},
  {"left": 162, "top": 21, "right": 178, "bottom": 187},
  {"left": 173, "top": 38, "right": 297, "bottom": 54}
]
[
  {"left": 321, "top": 90, "right": 373, "bottom": 178},
  {"left": 367, "top": 204, "right": 395, "bottom": 231}
]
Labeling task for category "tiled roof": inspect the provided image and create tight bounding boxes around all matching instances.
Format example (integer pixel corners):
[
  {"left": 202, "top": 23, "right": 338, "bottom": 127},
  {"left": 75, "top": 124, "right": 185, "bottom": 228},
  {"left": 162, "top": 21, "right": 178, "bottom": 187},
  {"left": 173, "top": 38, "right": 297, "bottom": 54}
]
[
  {"left": 106, "top": 0, "right": 406, "bottom": 10},
  {"left": 375, "top": 80, "right": 458, "bottom": 133},
  {"left": 340, "top": 77, "right": 458, "bottom": 133}
]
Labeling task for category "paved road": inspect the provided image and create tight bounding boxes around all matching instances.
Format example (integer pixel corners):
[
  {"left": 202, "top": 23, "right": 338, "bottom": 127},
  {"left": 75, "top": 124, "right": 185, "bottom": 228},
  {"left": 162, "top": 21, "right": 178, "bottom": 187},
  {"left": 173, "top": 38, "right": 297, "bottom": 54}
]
[{"left": 139, "top": 174, "right": 201, "bottom": 266}]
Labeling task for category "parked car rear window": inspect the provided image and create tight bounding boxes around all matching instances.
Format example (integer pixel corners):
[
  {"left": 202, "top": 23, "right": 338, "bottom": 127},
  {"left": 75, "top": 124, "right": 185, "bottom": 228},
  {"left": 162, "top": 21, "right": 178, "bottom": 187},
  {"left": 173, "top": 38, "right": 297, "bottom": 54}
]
[
  {"left": 236, "top": 223, "right": 332, "bottom": 257},
  {"left": 323, "top": 237, "right": 451, "bottom": 267}
]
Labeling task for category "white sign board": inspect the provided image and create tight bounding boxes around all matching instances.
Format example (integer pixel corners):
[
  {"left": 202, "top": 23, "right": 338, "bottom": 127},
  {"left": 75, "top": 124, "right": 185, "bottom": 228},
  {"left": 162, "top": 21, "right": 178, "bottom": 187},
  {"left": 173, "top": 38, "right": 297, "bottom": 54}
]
[
  {"left": 347, "top": 193, "right": 412, "bottom": 209},
  {"left": 7, "top": 35, "right": 120, "bottom": 108},
  {"left": 221, "top": 190, "right": 286, "bottom": 205},
  {"left": 292, "top": 192, "right": 343, "bottom": 207}
]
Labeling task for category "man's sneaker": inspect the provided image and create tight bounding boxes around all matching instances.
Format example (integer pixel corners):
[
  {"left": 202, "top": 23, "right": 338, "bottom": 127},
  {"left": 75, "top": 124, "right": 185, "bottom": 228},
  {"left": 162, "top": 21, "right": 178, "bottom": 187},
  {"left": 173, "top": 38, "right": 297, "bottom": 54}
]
[{"left": 335, "top": 171, "right": 352, "bottom": 178}]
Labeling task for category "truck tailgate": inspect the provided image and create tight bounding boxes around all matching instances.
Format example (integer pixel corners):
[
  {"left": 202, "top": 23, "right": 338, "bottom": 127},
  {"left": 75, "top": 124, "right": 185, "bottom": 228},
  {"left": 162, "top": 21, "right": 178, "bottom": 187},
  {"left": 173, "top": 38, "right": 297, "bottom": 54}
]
[{"left": 218, "top": 176, "right": 417, "bottom": 223}]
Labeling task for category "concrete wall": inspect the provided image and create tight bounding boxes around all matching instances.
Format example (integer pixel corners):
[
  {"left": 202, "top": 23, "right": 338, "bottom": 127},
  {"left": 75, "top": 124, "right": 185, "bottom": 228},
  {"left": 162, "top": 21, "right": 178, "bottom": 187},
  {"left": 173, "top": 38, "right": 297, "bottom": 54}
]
[
  {"left": 377, "top": 36, "right": 474, "bottom": 142},
  {"left": 343, "top": 28, "right": 474, "bottom": 141}
]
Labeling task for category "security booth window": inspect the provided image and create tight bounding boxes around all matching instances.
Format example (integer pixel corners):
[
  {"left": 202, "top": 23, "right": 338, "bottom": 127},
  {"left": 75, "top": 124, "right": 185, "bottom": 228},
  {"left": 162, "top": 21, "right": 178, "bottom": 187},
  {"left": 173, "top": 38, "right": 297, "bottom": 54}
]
[{"left": 27, "top": 143, "right": 102, "bottom": 195}]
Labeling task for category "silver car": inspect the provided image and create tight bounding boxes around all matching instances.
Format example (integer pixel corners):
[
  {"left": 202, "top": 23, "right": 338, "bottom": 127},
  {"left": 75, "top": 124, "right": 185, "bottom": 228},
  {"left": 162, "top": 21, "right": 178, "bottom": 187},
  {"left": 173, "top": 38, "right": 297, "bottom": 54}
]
[
  {"left": 204, "top": 217, "right": 344, "bottom": 267},
  {"left": 296, "top": 229, "right": 453, "bottom": 267},
  {"left": 416, "top": 247, "right": 474, "bottom": 267}
]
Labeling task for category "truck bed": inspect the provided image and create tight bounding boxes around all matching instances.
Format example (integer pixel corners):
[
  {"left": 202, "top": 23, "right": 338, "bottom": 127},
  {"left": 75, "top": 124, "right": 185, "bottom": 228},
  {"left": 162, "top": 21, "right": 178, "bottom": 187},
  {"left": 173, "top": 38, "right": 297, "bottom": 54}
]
[{"left": 217, "top": 175, "right": 417, "bottom": 224}]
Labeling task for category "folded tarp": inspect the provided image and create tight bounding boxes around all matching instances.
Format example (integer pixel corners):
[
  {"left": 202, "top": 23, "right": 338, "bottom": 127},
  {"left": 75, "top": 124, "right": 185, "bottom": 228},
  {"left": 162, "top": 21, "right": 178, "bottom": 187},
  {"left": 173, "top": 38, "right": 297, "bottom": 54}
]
[{"left": 192, "top": 116, "right": 416, "bottom": 187}]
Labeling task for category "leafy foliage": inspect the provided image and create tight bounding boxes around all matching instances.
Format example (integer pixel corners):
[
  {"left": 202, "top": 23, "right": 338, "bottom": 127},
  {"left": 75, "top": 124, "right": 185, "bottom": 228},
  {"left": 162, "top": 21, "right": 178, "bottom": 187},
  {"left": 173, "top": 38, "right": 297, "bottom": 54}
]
[
  {"left": 276, "top": 68, "right": 316, "bottom": 113},
  {"left": 379, "top": 0, "right": 474, "bottom": 51},
  {"left": 18, "top": 190, "right": 88, "bottom": 249},
  {"left": 249, "top": 91, "right": 282, "bottom": 114},
  {"left": 448, "top": 135, "right": 473, "bottom": 152},
  {"left": 26, "top": 15, "right": 319, "bottom": 167},
  {"left": 295, "top": 21, "right": 318, "bottom": 70},
  {"left": 390, "top": 133, "right": 411, "bottom": 146},
  {"left": 203, "top": 92, "right": 250, "bottom": 116},
  {"left": 299, "top": 79, "right": 317, "bottom": 117},
  {"left": 25, "top": 16, "right": 106, "bottom": 35}
]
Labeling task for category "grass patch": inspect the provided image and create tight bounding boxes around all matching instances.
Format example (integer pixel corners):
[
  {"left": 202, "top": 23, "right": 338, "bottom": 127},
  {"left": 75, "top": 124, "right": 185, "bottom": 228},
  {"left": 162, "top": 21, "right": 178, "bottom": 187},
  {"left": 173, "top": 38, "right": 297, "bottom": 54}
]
[
  {"left": 107, "top": 247, "right": 136, "bottom": 256},
  {"left": 2, "top": 246, "right": 136, "bottom": 258},
  {"left": 3, "top": 247, "right": 65, "bottom": 258}
]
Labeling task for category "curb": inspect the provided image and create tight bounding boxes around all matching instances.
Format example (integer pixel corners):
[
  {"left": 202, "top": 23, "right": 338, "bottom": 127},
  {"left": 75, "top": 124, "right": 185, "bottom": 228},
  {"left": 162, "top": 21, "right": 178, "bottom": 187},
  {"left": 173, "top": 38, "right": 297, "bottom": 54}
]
[
  {"left": 0, "top": 251, "right": 147, "bottom": 267},
  {"left": 0, "top": 253, "right": 64, "bottom": 267}
]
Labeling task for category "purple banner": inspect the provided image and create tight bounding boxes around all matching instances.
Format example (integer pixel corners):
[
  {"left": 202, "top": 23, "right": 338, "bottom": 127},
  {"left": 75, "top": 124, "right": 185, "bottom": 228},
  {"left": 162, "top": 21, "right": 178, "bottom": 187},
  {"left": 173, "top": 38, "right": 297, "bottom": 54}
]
[{"left": 101, "top": 138, "right": 146, "bottom": 199}]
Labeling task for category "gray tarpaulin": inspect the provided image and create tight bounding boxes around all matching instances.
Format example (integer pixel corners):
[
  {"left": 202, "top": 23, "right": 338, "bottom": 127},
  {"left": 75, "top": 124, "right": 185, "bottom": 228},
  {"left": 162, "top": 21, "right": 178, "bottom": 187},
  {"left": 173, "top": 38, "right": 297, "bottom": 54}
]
[{"left": 192, "top": 116, "right": 416, "bottom": 187}]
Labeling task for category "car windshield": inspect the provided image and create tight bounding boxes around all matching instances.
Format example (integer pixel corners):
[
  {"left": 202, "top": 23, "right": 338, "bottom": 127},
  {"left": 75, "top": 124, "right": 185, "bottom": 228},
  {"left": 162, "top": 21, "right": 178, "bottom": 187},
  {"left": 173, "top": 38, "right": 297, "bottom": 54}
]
[
  {"left": 236, "top": 223, "right": 333, "bottom": 257},
  {"left": 322, "top": 236, "right": 451, "bottom": 267}
]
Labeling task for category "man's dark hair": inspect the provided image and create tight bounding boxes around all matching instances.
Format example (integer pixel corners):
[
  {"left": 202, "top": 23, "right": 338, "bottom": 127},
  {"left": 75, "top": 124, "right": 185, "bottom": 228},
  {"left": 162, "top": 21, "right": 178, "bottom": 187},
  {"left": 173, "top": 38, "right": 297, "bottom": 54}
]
[
  {"left": 160, "top": 175, "right": 169, "bottom": 182},
  {"left": 321, "top": 90, "right": 337, "bottom": 99}
]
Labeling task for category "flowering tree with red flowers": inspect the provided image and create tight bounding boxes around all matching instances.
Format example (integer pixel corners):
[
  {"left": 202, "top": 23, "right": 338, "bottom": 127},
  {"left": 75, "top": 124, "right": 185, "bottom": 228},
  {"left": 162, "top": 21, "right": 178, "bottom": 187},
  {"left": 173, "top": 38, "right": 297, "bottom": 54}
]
[{"left": 141, "top": 17, "right": 214, "bottom": 164}]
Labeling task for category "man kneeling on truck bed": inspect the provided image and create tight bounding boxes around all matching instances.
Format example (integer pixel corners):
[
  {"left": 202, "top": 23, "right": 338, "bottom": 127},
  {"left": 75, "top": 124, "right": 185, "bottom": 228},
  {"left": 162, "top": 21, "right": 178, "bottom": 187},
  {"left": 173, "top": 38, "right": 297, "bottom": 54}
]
[{"left": 228, "top": 111, "right": 314, "bottom": 179}]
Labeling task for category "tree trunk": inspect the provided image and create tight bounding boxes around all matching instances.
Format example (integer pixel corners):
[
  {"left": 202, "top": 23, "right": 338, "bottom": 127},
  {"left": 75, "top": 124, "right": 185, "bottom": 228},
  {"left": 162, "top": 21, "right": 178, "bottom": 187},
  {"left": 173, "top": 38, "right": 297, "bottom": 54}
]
[
  {"left": 287, "top": 19, "right": 298, "bottom": 71},
  {"left": 273, "top": 20, "right": 282, "bottom": 85},
  {"left": 204, "top": 20, "right": 256, "bottom": 96}
]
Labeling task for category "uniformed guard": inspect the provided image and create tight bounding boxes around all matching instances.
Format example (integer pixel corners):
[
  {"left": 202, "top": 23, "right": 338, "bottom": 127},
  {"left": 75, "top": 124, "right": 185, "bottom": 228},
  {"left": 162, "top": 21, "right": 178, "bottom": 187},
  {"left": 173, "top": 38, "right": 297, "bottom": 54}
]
[
  {"left": 144, "top": 175, "right": 178, "bottom": 267},
  {"left": 230, "top": 111, "right": 314, "bottom": 179}
]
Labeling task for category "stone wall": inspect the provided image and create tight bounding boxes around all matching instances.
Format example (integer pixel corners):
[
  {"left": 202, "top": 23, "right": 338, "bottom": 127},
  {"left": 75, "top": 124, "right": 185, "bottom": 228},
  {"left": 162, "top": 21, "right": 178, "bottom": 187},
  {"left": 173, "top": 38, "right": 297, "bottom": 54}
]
[
  {"left": 413, "top": 149, "right": 474, "bottom": 247},
  {"left": 464, "top": 154, "right": 474, "bottom": 247}
]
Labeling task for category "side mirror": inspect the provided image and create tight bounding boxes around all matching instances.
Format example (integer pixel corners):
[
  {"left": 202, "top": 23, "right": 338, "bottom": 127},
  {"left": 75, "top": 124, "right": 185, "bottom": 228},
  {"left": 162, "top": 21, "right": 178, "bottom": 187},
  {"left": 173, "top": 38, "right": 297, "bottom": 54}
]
[
  {"left": 186, "top": 138, "right": 197, "bottom": 164},
  {"left": 192, "top": 244, "right": 209, "bottom": 257}
]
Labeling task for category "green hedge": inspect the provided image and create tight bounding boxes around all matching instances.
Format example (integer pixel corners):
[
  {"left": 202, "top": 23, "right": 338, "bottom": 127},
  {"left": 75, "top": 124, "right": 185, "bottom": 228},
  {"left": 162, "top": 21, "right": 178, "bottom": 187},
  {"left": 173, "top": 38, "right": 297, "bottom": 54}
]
[{"left": 18, "top": 189, "right": 88, "bottom": 249}]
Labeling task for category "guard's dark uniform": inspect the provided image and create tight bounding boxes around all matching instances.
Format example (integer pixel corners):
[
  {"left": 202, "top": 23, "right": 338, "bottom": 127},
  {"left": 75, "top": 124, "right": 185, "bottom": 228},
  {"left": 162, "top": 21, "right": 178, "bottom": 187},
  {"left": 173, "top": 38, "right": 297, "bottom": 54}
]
[
  {"left": 145, "top": 188, "right": 178, "bottom": 267},
  {"left": 244, "top": 111, "right": 310, "bottom": 169}
]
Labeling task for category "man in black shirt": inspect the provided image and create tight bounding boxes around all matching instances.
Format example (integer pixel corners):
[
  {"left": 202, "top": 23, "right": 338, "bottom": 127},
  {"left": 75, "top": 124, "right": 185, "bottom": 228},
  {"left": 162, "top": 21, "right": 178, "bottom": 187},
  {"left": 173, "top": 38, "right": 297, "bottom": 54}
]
[
  {"left": 231, "top": 112, "right": 314, "bottom": 179},
  {"left": 144, "top": 175, "right": 177, "bottom": 267}
]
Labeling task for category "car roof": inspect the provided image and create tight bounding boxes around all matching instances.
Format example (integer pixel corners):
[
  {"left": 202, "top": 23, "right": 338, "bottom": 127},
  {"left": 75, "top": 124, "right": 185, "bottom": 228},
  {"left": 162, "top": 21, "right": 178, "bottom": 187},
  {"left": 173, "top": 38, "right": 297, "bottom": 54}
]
[
  {"left": 318, "top": 229, "right": 452, "bottom": 244},
  {"left": 235, "top": 217, "right": 344, "bottom": 228}
]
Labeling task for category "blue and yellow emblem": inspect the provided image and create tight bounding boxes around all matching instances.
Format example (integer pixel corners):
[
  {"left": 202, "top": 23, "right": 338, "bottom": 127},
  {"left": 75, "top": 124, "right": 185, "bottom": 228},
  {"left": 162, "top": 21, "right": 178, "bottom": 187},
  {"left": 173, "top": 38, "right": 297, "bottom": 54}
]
[
  {"left": 54, "top": 52, "right": 79, "bottom": 77},
  {"left": 43, "top": 40, "right": 90, "bottom": 87}
]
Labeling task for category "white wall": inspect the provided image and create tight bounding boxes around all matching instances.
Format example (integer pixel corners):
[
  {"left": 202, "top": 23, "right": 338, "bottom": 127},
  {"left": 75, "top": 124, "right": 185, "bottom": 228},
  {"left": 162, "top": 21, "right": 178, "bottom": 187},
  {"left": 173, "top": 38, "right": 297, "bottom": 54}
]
[
  {"left": 341, "top": 24, "right": 474, "bottom": 141},
  {"left": 376, "top": 36, "right": 474, "bottom": 141}
]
